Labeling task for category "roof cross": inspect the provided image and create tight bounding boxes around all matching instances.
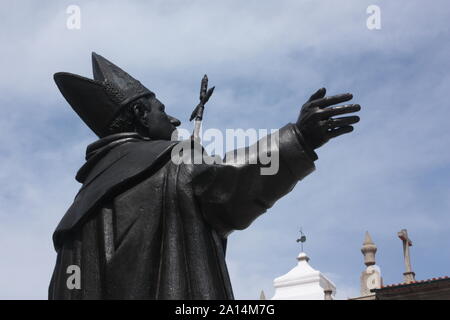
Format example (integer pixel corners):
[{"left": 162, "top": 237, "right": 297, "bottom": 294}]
[{"left": 397, "top": 229, "right": 416, "bottom": 283}]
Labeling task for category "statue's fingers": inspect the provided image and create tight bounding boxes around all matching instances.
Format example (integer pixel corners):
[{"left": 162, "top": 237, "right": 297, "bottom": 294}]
[
  {"left": 320, "top": 104, "right": 361, "bottom": 118},
  {"left": 307, "top": 87, "right": 326, "bottom": 102},
  {"left": 313, "top": 93, "right": 353, "bottom": 108},
  {"left": 327, "top": 126, "right": 354, "bottom": 139},
  {"left": 328, "top": 116, "right": 360, "bottom": 127}
]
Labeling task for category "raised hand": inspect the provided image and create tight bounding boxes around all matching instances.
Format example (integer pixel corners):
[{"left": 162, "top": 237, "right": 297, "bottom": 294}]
[{"left": 296, "top": 88, "right": 361, "bottom": 150}]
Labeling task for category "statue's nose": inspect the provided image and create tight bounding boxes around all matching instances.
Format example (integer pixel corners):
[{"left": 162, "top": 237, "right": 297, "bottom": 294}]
[{"left": 169, "top": 116, "right": 181, "bottom": 127}]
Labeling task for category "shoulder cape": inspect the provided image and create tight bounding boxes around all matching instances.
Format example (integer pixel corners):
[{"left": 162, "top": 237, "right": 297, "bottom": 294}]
[{"left": 53, "top": 134, "right": 178, "bottom": 250}]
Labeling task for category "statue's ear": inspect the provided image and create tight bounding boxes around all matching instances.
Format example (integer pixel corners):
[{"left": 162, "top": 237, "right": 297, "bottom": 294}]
[{"left": 132, "top": 103, "right": 148, "bottom": 127}]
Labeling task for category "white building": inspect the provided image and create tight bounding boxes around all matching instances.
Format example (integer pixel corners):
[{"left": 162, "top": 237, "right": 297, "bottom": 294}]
[{"left": 272, "top": 252, "right": 336, "bottom": 300}]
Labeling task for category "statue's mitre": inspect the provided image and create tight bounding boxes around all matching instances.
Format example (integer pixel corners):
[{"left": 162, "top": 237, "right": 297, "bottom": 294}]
[{"left": 54, "top": 52, "right": 154, "bottom": 137}]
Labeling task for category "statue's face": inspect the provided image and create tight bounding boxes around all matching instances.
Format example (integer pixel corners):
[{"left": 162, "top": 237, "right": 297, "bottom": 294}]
[{"left": 137, "top": 96, "right": 181, "bottom": 140}]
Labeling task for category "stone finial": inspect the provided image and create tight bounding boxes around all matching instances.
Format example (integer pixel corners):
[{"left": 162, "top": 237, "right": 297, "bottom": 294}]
[
  {"left": 360, "top": 232, "right": 382, "bottom": 296},
  {"left": 324, "top": 289, "right": 333, "bottom": 300},
  {"left": 361, "top": 231, "right": 377, "bottom": 266},
  {"left": 259, "top": 290, "right": 266, "bottom": 300}
]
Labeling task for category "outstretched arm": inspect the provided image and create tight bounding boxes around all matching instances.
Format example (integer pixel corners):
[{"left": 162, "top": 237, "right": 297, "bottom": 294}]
[
  {"left": 193, "top": 88, "right": 361, "bottom": 237},
  {"left": 192, "top": 124, "right": 314, "bottom": 237}
]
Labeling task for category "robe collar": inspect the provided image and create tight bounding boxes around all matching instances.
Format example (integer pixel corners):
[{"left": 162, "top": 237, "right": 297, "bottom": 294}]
[
  {"left": 53, "top": 133, "right": 178, "bottom": 249},
  {"left": 76, "top": 132, "right": 148, "bottom": 183}
]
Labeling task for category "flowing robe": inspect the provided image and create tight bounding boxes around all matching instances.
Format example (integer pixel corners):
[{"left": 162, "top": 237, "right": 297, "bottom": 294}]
[{"left": 48, "top": 123, "right": 316, "bottom": 299}]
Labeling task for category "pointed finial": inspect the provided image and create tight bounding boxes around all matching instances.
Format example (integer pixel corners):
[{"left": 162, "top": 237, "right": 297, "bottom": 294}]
[
  {"left": 361, "top": 231, "right": 377, "bottom": 267},
  {"left": 359, "top": 231, "right": 383, "bottom": 296},
  {"left": 259, "top": 290, "right": 266, "bottom": 300},
  {"left": 363, "top": 231, "right": 374, "bottom": 245}
]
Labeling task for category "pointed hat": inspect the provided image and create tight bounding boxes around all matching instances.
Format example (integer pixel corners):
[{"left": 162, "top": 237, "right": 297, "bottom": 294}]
[
  {"left": 91, "top": 52, "right": 154, "bottom": 105},
  {"left": 54, "top": 53, "right": 154, "bottom": 137}
]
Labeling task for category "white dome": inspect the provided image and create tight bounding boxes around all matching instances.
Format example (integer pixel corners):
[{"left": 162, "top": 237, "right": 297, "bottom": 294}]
[{"left": 272, "top": 252, "right": 336, "bottom": 300}]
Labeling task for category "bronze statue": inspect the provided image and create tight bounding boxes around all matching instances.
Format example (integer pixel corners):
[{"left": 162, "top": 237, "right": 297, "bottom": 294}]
[{"left": 49, "top": 53, "right": 360, "bottom": 299}]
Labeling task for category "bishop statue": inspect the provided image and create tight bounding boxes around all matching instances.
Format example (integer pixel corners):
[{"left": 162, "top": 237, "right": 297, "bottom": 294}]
[{"left": 49, "top": 53, "right": 361, "bottom": 299}]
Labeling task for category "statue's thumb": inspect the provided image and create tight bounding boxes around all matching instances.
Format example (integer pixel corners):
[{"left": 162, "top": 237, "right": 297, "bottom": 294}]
[{"left": 308, "top": 87, "right": 326, "bottom": 102}]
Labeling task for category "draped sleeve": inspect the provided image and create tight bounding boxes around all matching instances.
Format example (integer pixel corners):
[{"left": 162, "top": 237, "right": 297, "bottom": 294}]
[{"left": 193, "top": 123, "right": 317, "bottom": 237}]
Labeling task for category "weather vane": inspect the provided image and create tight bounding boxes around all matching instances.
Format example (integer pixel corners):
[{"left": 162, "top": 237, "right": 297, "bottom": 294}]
[{"left": 296, "top": 228, "right": 307, "bottom": 252}]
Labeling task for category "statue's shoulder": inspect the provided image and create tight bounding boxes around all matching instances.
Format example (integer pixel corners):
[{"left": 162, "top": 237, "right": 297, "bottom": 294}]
[
  {"left": 53, "top": 138, "right": 178, "bottom": 246},
  {"left": 83, "top": 139, "right": 177, "bottom": 184}
]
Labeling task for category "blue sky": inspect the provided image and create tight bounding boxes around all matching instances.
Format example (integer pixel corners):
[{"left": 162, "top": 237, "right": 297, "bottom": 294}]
[{"left": 0, "top": 0, "right": 449, "bottom": 299}]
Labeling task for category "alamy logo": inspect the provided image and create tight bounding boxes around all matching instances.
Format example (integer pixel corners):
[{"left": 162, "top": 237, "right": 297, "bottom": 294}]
[
  {"left": 66, "top": 265, "right": 81, "bottom": 290},
  {"left": 171, "top": 127, "right": 280, "bottom": 176},
  {"left": 367, "top": 5, "right": 381, "bottom": 30},
  {"left": 66, "top": 5, "right": 81, "bottom": 30}
]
